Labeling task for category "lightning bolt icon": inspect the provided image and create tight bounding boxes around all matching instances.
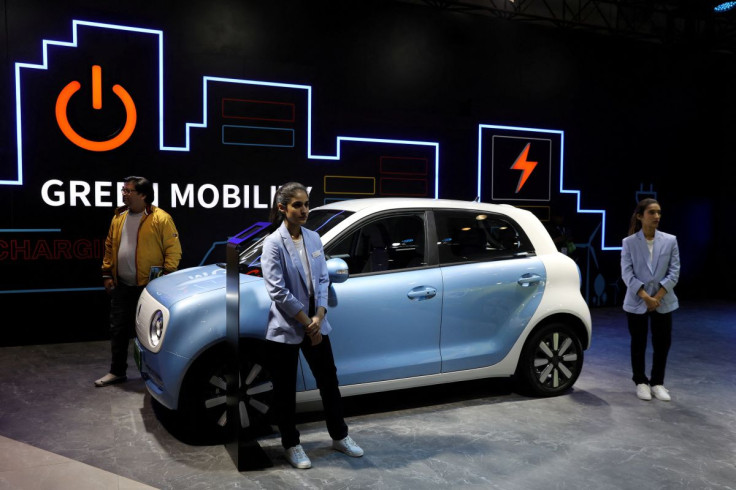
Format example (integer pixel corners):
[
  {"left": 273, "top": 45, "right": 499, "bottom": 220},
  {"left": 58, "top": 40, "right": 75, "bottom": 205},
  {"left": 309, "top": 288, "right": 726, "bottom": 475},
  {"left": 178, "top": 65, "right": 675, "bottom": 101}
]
[{"left": 510, "top": 142, "right": 537, "bottom": 193}]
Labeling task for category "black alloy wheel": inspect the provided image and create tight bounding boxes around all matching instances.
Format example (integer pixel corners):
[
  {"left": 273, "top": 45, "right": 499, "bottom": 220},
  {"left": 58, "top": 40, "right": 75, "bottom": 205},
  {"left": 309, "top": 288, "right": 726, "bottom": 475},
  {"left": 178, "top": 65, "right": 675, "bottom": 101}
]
[
  {"left": 516, "top": 322, "right": 584, "bottom": 397},
  {"left": 179, "top": 346, "right": 274, "bottom": 441}
]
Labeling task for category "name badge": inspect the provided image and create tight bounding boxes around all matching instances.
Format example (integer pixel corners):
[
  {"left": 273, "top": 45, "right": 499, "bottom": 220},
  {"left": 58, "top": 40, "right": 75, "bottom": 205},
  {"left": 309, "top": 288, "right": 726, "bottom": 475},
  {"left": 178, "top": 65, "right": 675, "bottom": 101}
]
[{"left": 312, "top": 250, "right": 321, "bottom": 258}]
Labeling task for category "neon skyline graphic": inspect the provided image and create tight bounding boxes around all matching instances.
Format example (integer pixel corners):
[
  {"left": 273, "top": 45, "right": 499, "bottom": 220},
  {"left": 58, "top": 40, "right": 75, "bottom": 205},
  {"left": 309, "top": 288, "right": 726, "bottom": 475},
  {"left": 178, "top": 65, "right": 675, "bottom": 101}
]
[{"left": 7, "top": 19, "right": 619, "bottom": 251}]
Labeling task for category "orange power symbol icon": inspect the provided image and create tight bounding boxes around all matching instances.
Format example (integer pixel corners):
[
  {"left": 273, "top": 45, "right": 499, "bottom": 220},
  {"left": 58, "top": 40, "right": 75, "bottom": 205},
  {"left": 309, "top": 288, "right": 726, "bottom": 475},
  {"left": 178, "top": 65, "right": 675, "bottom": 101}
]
[{"left": 55, "top": 65, "right": 137, "bottom": 152}]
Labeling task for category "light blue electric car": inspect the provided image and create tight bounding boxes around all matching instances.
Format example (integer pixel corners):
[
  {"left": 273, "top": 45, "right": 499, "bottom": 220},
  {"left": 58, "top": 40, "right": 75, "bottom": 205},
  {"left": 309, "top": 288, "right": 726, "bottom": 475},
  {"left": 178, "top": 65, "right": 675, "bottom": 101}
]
[{"left": 134, "top": 198, "right": 592, "bottom": 436}]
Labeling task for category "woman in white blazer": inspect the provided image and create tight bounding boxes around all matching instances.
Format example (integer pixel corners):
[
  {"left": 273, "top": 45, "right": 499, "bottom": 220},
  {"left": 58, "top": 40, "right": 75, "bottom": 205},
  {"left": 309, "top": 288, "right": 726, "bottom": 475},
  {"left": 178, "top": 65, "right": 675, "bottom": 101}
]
[
  {"left": 621, "top": 198, "right": 680, "bottom": 402},
  {"left": 261, "top": 182, "right": 363, "bottom": 469}
]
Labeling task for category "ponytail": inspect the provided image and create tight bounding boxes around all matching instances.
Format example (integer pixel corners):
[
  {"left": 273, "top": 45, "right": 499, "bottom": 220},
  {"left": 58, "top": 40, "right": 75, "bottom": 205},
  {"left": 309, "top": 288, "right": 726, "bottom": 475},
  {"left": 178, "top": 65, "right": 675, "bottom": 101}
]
[
  {"left": 269, "top": 182, "right": 308, "bottom": 229},
  {"left": 628, "top": 198, "right": 659, "bottom": 236}
]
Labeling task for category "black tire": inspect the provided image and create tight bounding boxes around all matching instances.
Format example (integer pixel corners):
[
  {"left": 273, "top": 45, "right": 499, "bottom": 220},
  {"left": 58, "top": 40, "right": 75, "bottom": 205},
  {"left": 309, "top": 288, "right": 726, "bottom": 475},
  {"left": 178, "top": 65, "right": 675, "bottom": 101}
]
[
  {"left": 178, "top": 343, "right": 274, "bottom": 442},
  {"left": 515, "top": 322, "right": 584, "bottom": 397}
]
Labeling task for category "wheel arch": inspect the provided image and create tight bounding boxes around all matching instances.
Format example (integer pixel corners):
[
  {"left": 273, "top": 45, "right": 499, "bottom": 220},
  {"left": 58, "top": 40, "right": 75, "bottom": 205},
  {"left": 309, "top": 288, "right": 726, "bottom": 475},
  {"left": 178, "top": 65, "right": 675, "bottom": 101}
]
[
  {"left": 178, "top": 336, "right": 270, "bottom": 406},
  {"left": 530, "top": 312, "right": 591, "bottom": 351}
]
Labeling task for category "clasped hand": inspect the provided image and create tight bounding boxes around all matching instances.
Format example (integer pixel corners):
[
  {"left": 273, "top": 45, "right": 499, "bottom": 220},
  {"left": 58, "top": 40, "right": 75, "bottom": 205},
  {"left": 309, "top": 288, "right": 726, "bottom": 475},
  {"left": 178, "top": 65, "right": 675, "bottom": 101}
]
[
  {"left": 306, "top": 317, "right": 322, "bottom": 345},
  {"left": 644, "top": 295, "right": 660, "bottom": 311}
]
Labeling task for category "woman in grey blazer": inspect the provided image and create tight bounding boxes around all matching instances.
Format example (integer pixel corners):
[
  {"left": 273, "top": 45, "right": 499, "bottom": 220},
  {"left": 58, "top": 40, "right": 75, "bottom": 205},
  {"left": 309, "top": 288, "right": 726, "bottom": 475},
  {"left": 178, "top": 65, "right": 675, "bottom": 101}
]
[
  {"left": 261, "top": 182, "right": 363, "bottom": 469},
  {"left": 621, "top": 198, "right": 680, "bottom": 402}
]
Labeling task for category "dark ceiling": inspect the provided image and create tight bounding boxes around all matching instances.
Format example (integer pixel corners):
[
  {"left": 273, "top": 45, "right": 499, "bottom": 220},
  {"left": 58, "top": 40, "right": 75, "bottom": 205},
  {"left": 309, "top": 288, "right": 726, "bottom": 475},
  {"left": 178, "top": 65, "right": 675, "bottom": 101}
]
[{"left": 400, "top": 0, "right": 736, "bottom": 53}]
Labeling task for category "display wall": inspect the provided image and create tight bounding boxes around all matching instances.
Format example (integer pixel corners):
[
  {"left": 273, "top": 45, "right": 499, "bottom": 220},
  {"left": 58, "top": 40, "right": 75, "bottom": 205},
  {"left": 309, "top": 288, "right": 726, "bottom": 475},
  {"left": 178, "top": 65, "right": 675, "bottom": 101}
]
[{"left": 1, "top": 0, "right": 733, "bottom": 346}]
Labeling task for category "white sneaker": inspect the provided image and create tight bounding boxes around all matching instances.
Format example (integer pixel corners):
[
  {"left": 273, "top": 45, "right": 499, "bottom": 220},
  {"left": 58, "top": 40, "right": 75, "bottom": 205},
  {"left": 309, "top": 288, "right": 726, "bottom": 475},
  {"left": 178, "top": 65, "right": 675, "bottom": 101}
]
[
  {"left": 332, "top": 435, "right": 364, "bottom": 457},
  {"left": 651, "top": 385, "right": 671, "bottom": 401},
  {"left": 284, "top": 445, "right": 311, "bottom": 469},
  {"left": 94, "top": 373, "right": 127, "bottom": 387},
  {"left": 636, "top": 383, "right": 652, "bottom": 400}
]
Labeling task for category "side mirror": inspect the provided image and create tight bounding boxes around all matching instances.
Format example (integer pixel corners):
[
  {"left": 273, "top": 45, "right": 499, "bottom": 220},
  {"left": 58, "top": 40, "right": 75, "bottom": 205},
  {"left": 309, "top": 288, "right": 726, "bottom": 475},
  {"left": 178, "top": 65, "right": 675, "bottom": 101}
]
[{"left": 326, "top": 258, "right": 349, "bottom": 284}]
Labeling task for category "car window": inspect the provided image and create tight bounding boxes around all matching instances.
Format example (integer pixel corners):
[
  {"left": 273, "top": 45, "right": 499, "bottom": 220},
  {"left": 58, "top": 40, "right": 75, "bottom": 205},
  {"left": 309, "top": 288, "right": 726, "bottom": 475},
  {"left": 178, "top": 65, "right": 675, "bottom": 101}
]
[
  {"left": 231, "top": 209, "right": 354, "bottom": 276},
  {"left": 326, "top": 212, "right": 427, "bottom": 274},
  {"left": 434, "top": 210, "right": 532, "bottom": 265},
  {"left": 304, "top": 209, "right": 353, "bottom": 235}
]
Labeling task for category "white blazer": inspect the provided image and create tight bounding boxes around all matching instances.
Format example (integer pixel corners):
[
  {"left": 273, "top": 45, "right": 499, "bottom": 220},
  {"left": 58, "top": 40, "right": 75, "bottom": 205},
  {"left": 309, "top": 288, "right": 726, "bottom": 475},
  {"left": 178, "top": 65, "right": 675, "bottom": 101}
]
[
  {"left": 261, "top": 222, "right": 332, "bottom": 344},
  {"left": 621, "top": 229, "right": 680, "bottom": 314}
]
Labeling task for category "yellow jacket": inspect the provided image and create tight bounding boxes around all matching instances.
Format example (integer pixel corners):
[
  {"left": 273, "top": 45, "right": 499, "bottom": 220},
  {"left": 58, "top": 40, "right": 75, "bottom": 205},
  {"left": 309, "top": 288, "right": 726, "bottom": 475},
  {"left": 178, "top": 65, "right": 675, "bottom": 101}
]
[{"left": 101, "top": 205, "right": 182, "bottom": 286}]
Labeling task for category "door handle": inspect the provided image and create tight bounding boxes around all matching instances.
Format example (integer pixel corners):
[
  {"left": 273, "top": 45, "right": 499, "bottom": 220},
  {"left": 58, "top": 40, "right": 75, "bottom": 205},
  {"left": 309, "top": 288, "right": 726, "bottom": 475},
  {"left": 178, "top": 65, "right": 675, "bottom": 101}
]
[
  {"left": 407, "top": 286, "right": 437, "bottom": 300},
  {"left": 517, "top": 273, "right": 543, "bottom": 287}
]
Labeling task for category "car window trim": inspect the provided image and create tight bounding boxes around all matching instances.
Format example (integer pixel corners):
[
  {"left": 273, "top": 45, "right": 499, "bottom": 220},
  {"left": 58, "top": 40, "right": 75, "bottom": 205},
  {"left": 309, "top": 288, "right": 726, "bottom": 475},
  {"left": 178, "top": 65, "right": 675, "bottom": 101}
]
[
  {"left": 429, "top": 207, "right": 536, "bottom": 265},
  {"left": 324, "top": 209, "right": 436, "bottom": 276}
]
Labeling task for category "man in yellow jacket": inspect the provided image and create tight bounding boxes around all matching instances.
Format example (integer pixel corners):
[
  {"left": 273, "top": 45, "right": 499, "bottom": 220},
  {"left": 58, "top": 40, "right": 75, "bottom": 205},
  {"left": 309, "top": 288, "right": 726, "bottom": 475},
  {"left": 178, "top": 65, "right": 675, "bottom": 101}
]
[{"left": 96, "top": 176, "right": 182, "bottom": 387}]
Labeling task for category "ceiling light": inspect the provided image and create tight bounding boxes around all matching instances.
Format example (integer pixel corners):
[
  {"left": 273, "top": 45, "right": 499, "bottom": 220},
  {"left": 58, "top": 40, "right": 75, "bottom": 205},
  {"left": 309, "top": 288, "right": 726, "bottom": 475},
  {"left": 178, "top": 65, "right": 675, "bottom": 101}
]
[{"left": 714, "top": 2, "right": 736, "bottom": 12}]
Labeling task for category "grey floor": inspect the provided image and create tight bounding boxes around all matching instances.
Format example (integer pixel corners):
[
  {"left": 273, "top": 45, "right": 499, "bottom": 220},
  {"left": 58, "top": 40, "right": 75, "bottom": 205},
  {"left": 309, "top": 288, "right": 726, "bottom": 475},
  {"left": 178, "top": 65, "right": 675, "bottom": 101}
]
[{"left": 1, "top": 301, "right": 735, "bottom": 490}]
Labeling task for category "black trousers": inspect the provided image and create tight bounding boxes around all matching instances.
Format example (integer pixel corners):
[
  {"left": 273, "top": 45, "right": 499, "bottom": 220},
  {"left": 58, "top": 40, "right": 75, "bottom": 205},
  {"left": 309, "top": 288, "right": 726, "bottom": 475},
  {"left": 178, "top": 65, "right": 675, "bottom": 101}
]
[
  {"left": 108, "top": 283, "right": 144, "bottom": 376},
  {"left": 627, "top": 311, "right": 673, "bottom": 386},
  {"left": 267, "top": 335, "right": 348, "bottom": 449}
]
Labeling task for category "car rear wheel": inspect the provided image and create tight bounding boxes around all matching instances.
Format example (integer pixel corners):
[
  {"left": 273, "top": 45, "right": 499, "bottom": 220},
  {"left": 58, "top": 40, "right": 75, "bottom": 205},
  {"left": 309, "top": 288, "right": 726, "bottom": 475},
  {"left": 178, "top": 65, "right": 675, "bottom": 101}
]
[
  {"left": 515, "top": 322, "right": 584, "bottom": 397},
  {"left": 179, "top": 344, "right": 274, "bottom": 441}
]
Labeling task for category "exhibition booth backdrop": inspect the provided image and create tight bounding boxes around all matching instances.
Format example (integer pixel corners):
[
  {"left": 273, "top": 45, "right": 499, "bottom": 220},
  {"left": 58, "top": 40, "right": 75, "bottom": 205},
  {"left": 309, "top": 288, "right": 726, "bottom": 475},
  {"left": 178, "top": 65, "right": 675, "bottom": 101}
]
[{"left": 0, "top": 0, "right": 731, "bottom": 346}]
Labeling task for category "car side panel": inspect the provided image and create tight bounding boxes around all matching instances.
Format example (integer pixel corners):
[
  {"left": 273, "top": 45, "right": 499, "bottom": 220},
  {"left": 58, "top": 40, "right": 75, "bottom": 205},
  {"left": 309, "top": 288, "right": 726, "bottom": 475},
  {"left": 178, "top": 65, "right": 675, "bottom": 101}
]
[
  {"left": 302, "top": 267, "right": 443, "bottom": 389},
  {"left": 439, "top": 257, "right": 546, "bottom": 372}
]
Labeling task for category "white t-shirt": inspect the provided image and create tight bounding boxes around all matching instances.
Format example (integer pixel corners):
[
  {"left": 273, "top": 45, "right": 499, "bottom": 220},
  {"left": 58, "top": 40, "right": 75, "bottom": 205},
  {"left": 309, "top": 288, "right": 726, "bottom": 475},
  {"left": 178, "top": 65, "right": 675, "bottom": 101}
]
[
  {"left": 118, "top": 211, "right": 143, "bottom": 286},
  {"left": 292, "top": 236, "right": 314, "bottom": 297},
  {"left": 646, "top": 237, "right": 655, "bottom": 272}
]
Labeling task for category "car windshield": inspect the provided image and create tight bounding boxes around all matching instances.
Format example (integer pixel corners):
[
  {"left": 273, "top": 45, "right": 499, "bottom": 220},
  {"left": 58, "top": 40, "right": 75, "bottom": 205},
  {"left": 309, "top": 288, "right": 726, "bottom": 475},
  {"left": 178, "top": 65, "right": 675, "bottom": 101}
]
[{"left": 230, "top": 209, "right": 353, "bottom": 276}]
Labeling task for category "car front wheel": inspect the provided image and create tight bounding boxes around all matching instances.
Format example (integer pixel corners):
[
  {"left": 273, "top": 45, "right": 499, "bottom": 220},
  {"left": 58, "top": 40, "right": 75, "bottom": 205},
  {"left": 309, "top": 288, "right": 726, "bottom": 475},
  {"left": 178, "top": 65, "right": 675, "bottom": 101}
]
[
  {"left": 179, "top": 344, "right": 274, "bottom": 441},
  {"left": 515, "top": 322, "right": 584, "bottom": 397}
]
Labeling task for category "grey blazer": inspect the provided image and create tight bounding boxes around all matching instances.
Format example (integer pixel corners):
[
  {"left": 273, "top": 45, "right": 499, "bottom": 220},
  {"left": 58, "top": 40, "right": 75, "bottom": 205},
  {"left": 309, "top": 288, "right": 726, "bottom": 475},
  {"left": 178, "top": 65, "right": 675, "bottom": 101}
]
[
  {"left": 621, "top": 229, "right": 680, "bottom": 314},
  {"left": 261, "top": 222, "right": 332, "bottom": 344}
]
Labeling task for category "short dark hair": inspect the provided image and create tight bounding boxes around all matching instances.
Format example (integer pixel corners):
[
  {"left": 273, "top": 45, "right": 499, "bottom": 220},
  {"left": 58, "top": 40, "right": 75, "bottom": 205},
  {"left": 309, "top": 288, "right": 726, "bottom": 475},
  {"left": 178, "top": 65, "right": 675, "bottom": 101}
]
[{"left": 124, "top": 176, "right": 154, "bottom": 205}]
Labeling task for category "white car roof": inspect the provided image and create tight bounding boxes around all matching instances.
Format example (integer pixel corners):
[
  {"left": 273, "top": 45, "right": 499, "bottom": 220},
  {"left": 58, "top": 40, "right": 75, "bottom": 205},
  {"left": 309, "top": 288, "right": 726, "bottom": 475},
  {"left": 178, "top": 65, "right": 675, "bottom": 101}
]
[
  {"left": 314, "top": 197, "right": 556, "bottom": 254},
  {"left": 317, "top": 197, "right": 511, "bottom": 212},
  {"left": 315, "top": 197, "right": 530, "bottom": 221}
]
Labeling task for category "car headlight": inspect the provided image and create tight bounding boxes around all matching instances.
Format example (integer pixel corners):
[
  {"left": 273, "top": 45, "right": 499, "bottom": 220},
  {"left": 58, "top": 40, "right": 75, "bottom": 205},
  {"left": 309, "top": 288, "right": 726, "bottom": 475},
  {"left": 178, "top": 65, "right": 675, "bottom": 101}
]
[{"left": 150, "top": 310, "right": 164, "bottom": 348}]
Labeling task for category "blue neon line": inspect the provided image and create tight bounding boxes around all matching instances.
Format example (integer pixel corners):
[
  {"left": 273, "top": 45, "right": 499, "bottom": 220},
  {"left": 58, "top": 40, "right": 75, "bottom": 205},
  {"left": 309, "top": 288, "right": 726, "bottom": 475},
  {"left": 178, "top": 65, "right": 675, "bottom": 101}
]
[
  {"left": 477, "top": 125, "right": 484, "bottom": 200},
  {"left": 10, "top": 19, "right": 622, "bottom": 251},
  {"left": 11, "top": 20, "right": 440, "bottom": 197},
  {"left": 0, "top": 287, "right": 105, "bottom": 294},
  {"left": 195, "top": 80, "right": 440, "bottom": 195},
  {"left": 0, "top": 228, "right": 61, "bottom": 232},
  {"left": 198, "top": 240, "right": 228, "bottom": 266},
  {"left": 8, "top": 20, "right": 164, "bottom": 186},
  {"left": 477, "top": 124, "right": 620, "bottom": 251},
  {"left": 312, "top": 210, "right": 347, "bottom": 232}
]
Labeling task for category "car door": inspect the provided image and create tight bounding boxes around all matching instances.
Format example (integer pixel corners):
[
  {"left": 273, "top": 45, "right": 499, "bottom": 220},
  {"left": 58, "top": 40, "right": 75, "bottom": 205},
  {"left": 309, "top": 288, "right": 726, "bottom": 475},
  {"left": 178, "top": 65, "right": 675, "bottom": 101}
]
[
  {"left": 300, "top": 211, "right": 443, "bottom": 389},
  {"left": 433, "top": 209, "right": 546, "bottom": 372}
]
